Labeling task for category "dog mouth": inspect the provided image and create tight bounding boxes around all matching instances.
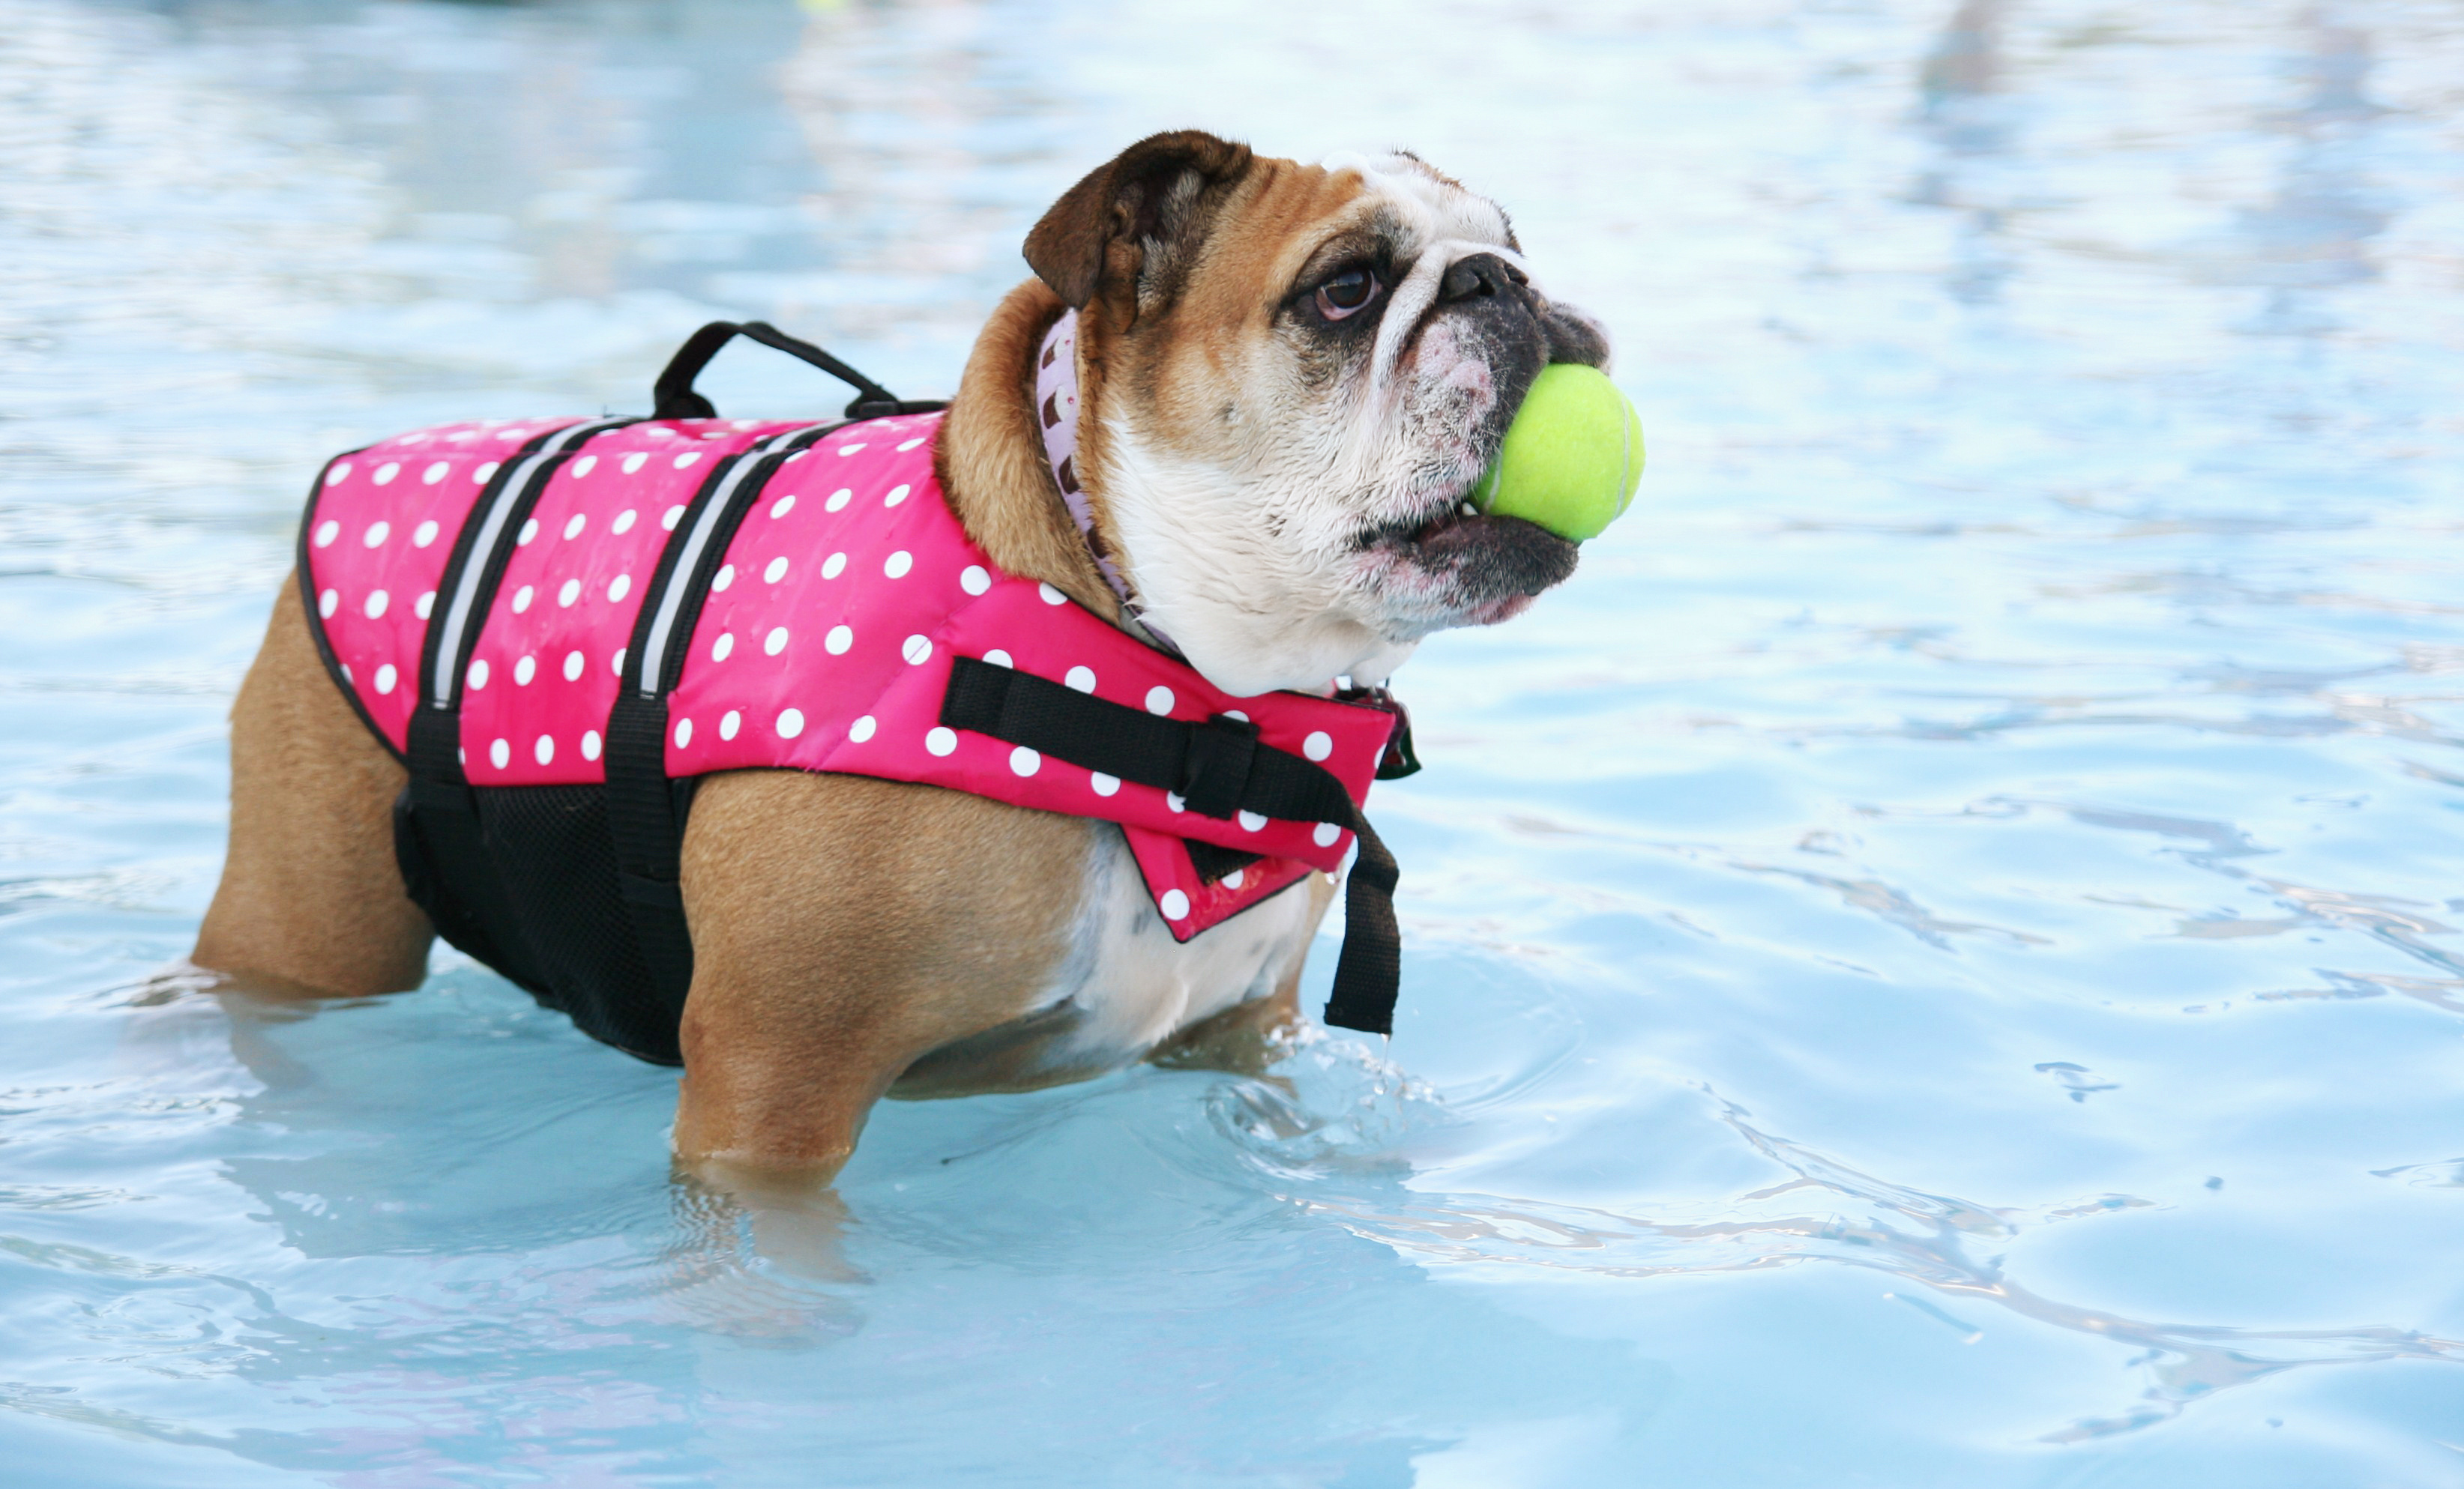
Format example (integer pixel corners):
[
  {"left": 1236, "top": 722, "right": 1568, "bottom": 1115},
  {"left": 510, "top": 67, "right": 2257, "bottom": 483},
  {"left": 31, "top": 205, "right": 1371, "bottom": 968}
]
[{"left": 1353, "top": 496, "right": 1580, "bottom": 628}]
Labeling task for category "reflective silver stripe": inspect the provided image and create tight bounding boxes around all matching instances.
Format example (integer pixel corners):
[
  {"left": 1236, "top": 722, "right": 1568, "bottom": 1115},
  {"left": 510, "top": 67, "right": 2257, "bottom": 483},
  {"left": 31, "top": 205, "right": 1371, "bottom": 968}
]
[
  {"left": 634, "top": 427, "right": 819, "bottom": 696},
  {"left": 427, "top": 418, "right": 626, "bottom": 707}
]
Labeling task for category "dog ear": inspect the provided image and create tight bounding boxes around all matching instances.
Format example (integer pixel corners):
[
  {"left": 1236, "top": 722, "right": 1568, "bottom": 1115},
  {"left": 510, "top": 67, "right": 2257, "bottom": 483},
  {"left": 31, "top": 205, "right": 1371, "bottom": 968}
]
[{"left": 1024, "top": 130, "right": 1254, "bottom": 325}]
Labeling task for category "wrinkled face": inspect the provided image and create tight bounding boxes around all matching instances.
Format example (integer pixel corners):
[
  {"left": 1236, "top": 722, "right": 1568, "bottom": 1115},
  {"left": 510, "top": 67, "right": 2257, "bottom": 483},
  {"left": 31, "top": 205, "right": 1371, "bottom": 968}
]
[{"left": 1043, "top": 139, "right": 1608, "bottom": 698}]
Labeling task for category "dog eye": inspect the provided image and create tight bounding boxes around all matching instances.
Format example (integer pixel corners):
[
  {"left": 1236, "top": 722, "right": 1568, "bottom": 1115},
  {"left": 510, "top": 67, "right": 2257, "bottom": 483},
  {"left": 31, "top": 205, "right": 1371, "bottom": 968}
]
[{"left": 1315, "top": 268, "right": 1380, "bottom": 320}]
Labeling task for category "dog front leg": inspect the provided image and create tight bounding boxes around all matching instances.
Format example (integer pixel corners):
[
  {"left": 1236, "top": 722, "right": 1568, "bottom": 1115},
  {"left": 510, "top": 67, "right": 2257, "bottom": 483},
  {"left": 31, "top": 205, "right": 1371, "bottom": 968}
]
[{"left": 668, "top": 770, "right": 1093, "bottom": 1189}]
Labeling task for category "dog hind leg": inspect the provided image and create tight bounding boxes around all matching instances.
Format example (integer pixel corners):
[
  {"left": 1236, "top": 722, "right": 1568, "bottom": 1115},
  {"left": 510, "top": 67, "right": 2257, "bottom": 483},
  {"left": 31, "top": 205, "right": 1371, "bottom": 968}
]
[{"left": 193, "top": 577, "right": 434, "bottom": 997}]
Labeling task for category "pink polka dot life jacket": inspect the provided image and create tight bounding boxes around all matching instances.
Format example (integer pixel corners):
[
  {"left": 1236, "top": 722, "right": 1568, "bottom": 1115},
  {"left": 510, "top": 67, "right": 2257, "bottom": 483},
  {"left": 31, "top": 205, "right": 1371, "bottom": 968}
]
[{"left": 298, "top": 327, "right": 1411, "bottom": 1063}]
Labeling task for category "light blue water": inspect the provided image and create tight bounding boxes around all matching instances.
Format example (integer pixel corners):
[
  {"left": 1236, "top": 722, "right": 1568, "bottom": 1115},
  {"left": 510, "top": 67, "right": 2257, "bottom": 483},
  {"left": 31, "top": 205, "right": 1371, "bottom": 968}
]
[{"left": 6, "top": 0, "right": 2464, "bottom": 1482}]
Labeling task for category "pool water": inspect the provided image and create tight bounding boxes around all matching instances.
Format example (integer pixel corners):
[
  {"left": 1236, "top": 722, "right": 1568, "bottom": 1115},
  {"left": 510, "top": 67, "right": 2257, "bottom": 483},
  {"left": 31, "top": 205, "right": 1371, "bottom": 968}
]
[{"left": 6, "top": 0, "right": 2464, "bottom": 1482}]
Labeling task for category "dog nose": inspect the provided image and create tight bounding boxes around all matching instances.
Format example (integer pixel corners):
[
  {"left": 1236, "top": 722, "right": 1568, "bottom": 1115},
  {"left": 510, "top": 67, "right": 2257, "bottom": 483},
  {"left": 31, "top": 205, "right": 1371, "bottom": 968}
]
[{"left": 1440, "top": 253, "right": 1520, "bottom": 303}]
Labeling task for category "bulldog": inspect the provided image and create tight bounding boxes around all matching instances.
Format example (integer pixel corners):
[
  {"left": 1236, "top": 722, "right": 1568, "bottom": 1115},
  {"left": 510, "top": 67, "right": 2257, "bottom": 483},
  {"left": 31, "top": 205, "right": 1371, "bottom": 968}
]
[{"left": 191, "top": 130, "right": 1609, "bottom": 1188}]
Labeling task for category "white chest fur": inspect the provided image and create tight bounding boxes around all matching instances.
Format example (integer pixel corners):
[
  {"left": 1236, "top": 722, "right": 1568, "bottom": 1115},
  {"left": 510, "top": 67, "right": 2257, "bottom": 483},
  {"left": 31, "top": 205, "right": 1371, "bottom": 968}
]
[{"left": 1042, "top": 825, "right": 1319, "bottom": 1060}]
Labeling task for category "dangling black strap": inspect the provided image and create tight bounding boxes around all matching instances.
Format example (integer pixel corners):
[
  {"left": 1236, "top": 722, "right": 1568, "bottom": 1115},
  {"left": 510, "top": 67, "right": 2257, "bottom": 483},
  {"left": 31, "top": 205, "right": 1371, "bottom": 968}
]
[
  {"left": 653, "top": 321, "right": 949, "bottom": 423},
  {"left": 938, "top": 656, "right": 1406, "bottom": 1035}
]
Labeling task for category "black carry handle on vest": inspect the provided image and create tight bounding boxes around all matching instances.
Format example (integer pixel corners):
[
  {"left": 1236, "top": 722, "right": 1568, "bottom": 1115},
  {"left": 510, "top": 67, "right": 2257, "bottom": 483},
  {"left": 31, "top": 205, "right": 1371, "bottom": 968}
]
[{"left": 652, "top": 321, "right": 950, "bottom": 422}]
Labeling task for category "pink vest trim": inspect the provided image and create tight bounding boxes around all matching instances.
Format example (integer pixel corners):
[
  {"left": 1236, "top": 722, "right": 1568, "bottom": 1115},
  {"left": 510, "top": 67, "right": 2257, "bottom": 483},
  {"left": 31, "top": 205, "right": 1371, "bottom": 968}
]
[{"left": 304, "top": 413, "right": 1392, "bottom": 939}]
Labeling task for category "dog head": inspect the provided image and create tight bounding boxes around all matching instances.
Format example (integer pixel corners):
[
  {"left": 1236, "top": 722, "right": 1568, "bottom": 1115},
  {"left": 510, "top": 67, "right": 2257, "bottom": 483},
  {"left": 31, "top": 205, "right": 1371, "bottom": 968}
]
[{"left": 1024, "top": 130, "right": 1607, "bottom": 698}]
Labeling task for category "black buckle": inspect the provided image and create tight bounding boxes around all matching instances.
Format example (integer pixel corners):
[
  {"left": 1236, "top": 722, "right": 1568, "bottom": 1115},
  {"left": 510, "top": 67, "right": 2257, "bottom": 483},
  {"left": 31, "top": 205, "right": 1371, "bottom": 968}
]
[
  {"left": 1337, "top": 684, "right": 1422, "bottom": 780},
  {"left": 1178, "top": 713, "right": 1259, "bottom": 818}
]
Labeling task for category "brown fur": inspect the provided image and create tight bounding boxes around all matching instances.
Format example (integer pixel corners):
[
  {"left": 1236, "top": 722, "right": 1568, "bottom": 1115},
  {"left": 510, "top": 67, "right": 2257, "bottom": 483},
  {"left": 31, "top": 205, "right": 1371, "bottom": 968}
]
[
  {"left": 195, "top": 132, "right": 1450, "bottom": 1191},
  {"left": 193, "top": 581, "right": 433, "bottom": 997},
  {"left": 193, "top": 253, "right": 1313, "bottom": 1189}
]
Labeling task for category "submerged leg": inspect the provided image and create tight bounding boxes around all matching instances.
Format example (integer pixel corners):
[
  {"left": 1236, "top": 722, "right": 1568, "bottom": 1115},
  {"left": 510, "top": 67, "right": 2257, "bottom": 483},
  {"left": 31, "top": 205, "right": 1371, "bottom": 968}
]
[{"left": 193, "top": 578, "right": 433, "bottom": 998}]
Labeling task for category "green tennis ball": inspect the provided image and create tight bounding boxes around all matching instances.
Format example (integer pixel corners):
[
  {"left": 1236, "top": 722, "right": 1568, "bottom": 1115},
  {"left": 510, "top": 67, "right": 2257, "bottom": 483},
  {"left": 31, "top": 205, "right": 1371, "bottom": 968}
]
[{"left": 1468, "top": 364, "right": 1645, "bottom": 542}]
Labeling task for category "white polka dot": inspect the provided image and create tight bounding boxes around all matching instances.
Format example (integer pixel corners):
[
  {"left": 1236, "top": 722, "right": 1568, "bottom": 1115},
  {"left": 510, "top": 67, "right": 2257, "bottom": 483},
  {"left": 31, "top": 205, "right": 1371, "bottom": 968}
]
[
  {"left": 960, "top": 565, "right": 992, "bottom": 596},
  {"left": 902, "top": 634, "right": 933, "bottom": 665},
  {"left": 512, "top": 585, "right": 534, "bottom": 614},
  {"left": 494, "top": 428, "right": 525, "bottom": 441},
  {"left": 711, "top": 632, "right": 733, "bottom": 662},
  {"left": 897, "top": 436, "right": 927, "bottom": 452},
  {"left": 319, "top": 588, "right": 338, "bottom": 617},
  {"left": 582, "top": 730, "right": 601, "bottom": 761},
  {"left": 611, "top": 647, "right": 627, "bottom": 676},
  {"left": 1039, "top": 582, "right": 1067, "bottom": 606},
  {"left": 468, "top": 658, "right": 490, "bottom": 690},
  {"left": 713, "top": 564, "right": 734, "bottom": 592},
  {"left": 534, "top": 734, "right": 555, "bottom": 766},
  {"left": 513, "top": 654, "right": 536, "bottom": 686},
  {"left": 340, "top": 664, "right": 351, "bottom": 684},
  {"left": 422, "top": 461, "right": 449, "bottom": 486},
  {"left": 885, "top": 483, "right": 912, "bottom": 507},
  {"left": 837, "top": 443, "right": 867, "bottom": 457},
  {"left": 313, "top": 520, "right": 340, "bottom": 548},
  {"left": 564, "top": 513, "right": 587, "bottom": 540},
  {"left": 518, "top": 518, "right": 539, "bottom": 546},
  {"left": 416, "top": 591, "right": 435, "bottom": 619},
  {"left": 364, "top": 589, "right": 389, "bottom": 619},
  {"left": 1065, "top": 665, "right": 1097, "bottom": 693},
  {"left": 1010, "top": 746, "right": 1040, "bottom": 777},
  {"left": 363, "top": 520, "right": 391, "bottom": 548},
  {"left": 612, "top": 509, "right": 636, "bottom": 535},
  {"left": 777, "top": 708, "right": 806, "bottom": 739},
  {"left": 1145, "top": 686, "right": 1174, "bottom": 715},
  {"left": 1159, "top": 890, "right": 1190, "bottom": 921},
  {"left": 769, "top": 494, "right": 795, "bottom": 519},
  {"left": 674, "top": 717, "right": 693, "bottom": 749},
  {"left": 1304, "top": 731, "right": 1334, "bottom": 761},
  {"left": 848, "top": 714, "right": 876, "bottom": 743},
  {"left": 373, "top": 462, "right": 400, "bottom": 486},
  {"left": 1091, "top": 772, "right": 1120, "bottom": 797},
  {"left": 563, "top": 650, "right": 584, "bottom": 681},
  {"left": 558, "top": 578, "right": 581, "bottom": 607},
  {"left": 571, "top": 455, "right": 597, "bottom": 478},
  {"left": 474, "top": 461, "right": 499, "bottom": 483},
  {"left": 764, "top": 556, "right": 789, "bottom": 584},
  {"left": 673, "top": 451, "right": 702, "bottom": 470},
  {"left": 623, "top": 453, "right": 648, "bottom": 474},
  {"left": 325, "top": 463, "right": 352, "bottom": 487},
  {"left": 826, "top": 488, "right": 852, "bottom": 512},
  {"left": 720, "top": 710, "right": 741, "bottom": 741},
  {"left": 925, "top": 725, "right": 957, "bottom": 756},
  {"left": 489, "top": 737, "right": 509, "bottom": 770},
  {"left": 1223, "top": 710, "right": 1250, "bottom": 722},
  {"left": 1166, "top": 792, "right": 1186, "bottom": 813},
  {"left": 822, "top": 552, "right": 846, "bottom": 580},
  {"left": 374, "top": 663, "right": 397, "bottom": 695},
  {"left": 1224, "top": 869, "right": 1247, "bottom": 890},
  {"left": 826, "top": 625, "right": 853, "bottom": 655},
  {"left": 413, "top": 519, "right": 440, "bottom": 549},
  {"left": 885, "top": 550, "right": 912, "bottom": 579},
  {"left": 607, "top": 573, "right": 630, "bottom": 603},
  {"left": 645, "top": 426, "right": 673, "bottom": 439},
  {"left": 1313, "top": 821, "right": 1343, "bottom": 848},
  {"left": 765, "top": 627, "right": 789, "bottom": 656},
  {"left": 661, "top": 504, "right": 684, "bottom": 531},
  {"left": 1238, "top": 810, "right": 1267, "bottom": 832},
  {"left": 984, "top": 649, "right": 1013, "bottom": 668}
]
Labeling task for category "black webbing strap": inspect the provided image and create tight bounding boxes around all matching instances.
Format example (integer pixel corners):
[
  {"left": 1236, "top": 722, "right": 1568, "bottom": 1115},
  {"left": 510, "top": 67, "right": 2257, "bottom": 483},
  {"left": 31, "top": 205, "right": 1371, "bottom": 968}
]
[
  {"left": 598, "top": 432, "right": 828, "bottom": 1012},
  {"left": 653, "top": 321, "right": 948, "bottom": 423},
  {"left": 938, "top": 656, "right": 1406, "bottom": 1034},
  {"left": 940, "top": 657, "right": 1357, "bottom": 825},
  {"left": 394, "top": 424, "right": 590, "bottom": 973}
]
